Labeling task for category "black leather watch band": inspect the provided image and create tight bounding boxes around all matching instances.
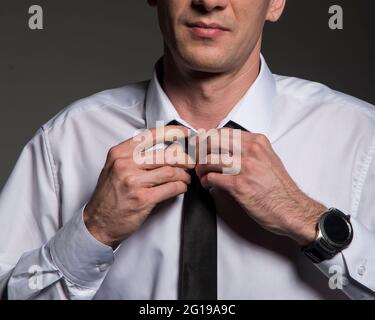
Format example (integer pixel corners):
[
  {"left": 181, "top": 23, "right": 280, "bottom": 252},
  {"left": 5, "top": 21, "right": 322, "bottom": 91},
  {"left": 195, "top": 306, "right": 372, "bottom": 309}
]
[
  {"left": 302, "top": 208, "right": 353, "bottom": 263},
  {"left": 303, "top": 237, "right": 337, "bottom": 263}
]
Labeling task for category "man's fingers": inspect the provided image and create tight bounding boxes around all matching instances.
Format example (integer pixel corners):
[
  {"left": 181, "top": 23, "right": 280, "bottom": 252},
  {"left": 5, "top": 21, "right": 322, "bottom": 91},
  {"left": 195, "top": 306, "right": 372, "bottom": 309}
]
[
  {"left": 196, "top": 154, "right": 238, "bottom": 178},
  {"left": 105, "top": 125, "right": 191, "bottom": 167},
  {"left": 200, "top": 172, "right": 233, "bottom": 191},
  {"left": 135, "top": 166, "right": 191, "bottom": 187},
  {"left": 131, "top": 125, "right": 191, "bottom": 151},
  {"left": 149, "top": 181, "right": 189, "bottom": 204},
  {"left": 202, "top": 128, "right": 243, "bottom": 157},
  {"left": 136, "top": 143, "right": 196, "bottom": 170}
]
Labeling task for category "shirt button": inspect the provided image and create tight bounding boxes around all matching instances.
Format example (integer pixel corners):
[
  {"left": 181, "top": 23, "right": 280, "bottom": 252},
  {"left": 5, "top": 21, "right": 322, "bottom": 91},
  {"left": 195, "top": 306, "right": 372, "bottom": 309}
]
[
  {"left": 97, "top": 263, "right": 109, "bottom": 272},
  {"left": 357, "top": 265, "right": 366, "bottom": 276}
]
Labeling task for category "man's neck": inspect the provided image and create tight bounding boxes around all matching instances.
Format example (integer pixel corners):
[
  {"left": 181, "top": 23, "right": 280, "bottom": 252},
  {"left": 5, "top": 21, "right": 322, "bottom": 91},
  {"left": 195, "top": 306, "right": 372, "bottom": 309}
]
[{"left": 162, "top": 43, "right": 262, "bottom": 131}]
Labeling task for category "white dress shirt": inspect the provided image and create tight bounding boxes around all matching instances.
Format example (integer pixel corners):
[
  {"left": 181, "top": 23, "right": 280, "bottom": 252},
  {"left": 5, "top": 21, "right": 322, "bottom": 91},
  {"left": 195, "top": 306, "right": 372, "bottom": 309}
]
[{"left": 1, "top": 55, "right": 375, "bottom": 300}]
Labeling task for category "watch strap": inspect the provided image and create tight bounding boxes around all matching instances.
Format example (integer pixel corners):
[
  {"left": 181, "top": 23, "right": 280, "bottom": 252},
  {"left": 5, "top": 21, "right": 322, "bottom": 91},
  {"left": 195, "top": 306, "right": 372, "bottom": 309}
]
[
  {"left": 302, "top": 208, "right": 352, "bottom": 263},
  {"left": 303, "top": 237, "right": 337, "bottom": 263}
]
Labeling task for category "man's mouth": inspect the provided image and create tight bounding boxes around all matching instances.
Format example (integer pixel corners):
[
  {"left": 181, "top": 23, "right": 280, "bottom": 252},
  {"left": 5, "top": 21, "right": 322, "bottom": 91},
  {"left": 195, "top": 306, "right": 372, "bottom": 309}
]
[{"left": 186, "top": 21, "right": 229, "bottom": 39}]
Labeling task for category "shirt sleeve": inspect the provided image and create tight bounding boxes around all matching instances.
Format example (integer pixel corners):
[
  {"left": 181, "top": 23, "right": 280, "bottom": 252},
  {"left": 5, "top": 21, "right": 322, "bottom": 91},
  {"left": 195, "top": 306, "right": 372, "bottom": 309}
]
[
  {"left": 0, "top": 128, "right": 114, "bottom": 300},
  {"left": 315, "top": 142, "right": 375, "bottom": 300}
]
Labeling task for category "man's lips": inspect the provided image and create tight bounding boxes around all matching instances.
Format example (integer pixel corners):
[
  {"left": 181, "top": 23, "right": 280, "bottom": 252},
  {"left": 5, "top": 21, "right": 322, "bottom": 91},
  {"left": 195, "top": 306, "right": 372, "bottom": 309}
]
[{"left": 186, "top": 21, "right": 230, "bottom": 38}]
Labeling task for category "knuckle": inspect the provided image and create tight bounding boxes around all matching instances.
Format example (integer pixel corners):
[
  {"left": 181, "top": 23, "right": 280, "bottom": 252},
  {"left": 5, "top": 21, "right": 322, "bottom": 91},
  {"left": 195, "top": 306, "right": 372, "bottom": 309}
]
[
  {"left": 195, "top": 165, "right": 203, "bottom": 177},
  {"left": 254, "top": 134, "right": 269, "bottom": 146},
  {"left": 112, "top": 158, "right": 127, "bottom": 174},
  {"left": 182, "top": 170, "right": 191, "bottom": 182},
  {"left": 123, "top": 175, "right": 138, "bottom": 187},
  {"left": 206, "top": 172, "right": 214, "bottom": 183},
  {"left": 250, "top": 142, "right": 262, "bottom": 154},
  {"left": 169, "top": 181, "right": 179, "bottom": 193},
  {"left": 173, "top": 181, "right": 185, "bottom": 193},
  {"left": 164, "top": 166, "right": 176, "bottom": 179},
  {"left": 165, "top": 152, "right": 178, "bottom": 166},
  {"left": 108, "top": 146, "right": 120, "bottom": 162},
  {"left": 130, "top": 189, "right": 144, "bottom": 203},
  {"left": 179, "top": 181, "right": 188, "bottom": 193}
]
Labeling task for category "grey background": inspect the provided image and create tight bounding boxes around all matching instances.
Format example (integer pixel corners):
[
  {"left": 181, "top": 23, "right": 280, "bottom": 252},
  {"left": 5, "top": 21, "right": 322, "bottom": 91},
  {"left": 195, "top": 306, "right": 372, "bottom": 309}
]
[{"left": 0, "top": 0, "right": 374, "bottom": 189}]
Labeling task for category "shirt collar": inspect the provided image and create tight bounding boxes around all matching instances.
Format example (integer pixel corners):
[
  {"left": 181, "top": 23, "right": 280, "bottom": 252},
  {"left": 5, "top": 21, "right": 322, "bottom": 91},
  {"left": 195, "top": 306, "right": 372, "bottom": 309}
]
[{"left": 145, "top": 54, "right": 277, "bottom": 136}]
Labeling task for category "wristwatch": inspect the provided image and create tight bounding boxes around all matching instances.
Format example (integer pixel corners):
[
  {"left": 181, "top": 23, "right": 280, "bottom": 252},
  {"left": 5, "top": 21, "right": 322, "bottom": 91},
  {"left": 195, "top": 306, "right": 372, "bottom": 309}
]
[{"left": 302, "top": 208, "right": 353, "bottom": 263}]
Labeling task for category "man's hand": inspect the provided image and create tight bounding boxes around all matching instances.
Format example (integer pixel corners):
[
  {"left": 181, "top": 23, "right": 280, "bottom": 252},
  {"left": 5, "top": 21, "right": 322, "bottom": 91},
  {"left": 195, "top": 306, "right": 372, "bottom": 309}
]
[
  {"left": 195, "top": 128, "right": 327, "bottom": 246},
  {"left": 84, "top": 125, "right": 194, "bottom": 248}
]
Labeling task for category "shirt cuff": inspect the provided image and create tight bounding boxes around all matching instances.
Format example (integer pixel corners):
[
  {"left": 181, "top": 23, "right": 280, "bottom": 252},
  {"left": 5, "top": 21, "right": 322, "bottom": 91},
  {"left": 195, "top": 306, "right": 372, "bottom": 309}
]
[
  {"left": 317, "top": 217, "right": 375, "bottom": 294},
  {"left": 341, "top": 217, "right": 375, "bottom": 291},
  {"left": 49, "top": 206, "right": 114, "bottom": 289}
]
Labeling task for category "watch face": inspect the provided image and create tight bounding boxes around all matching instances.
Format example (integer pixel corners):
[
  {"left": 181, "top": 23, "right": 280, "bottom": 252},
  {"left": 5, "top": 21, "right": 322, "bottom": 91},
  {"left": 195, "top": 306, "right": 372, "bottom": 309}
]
[{"left": 321, "top": 212, "right": 351, "bottom": 246}]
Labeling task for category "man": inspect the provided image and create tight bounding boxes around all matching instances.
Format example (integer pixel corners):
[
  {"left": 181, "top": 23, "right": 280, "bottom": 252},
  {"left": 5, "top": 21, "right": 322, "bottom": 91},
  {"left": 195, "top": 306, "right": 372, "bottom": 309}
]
[{"left": 0, "top": 0, "right": 374, "bottom": 300}]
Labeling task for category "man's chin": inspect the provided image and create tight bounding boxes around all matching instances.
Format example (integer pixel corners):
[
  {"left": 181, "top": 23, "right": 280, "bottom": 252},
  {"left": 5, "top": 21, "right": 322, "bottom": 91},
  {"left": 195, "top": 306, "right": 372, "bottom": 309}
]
[{"left": 181, "top": 55, "right": 231, "bottom": 74}]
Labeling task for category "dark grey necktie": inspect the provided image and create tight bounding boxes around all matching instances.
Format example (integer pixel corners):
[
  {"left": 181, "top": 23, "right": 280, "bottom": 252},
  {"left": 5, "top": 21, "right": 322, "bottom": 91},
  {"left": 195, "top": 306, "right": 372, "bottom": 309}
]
[
  {"left": 176, "top": 120, "right": 245, "bottom": 300},
  {"left": 178, "top": 166, "right": 217, "bottom": 300}
]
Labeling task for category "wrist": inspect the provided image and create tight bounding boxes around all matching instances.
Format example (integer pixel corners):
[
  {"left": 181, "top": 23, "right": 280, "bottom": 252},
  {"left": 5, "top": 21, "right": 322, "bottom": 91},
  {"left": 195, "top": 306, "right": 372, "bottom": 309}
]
[
  {"left": 83, "top": 207, "right": 120, "bottom": 249},
  {"left": 302, "top": 208, "right": 353, "bottom": 263},
  {"left": 287, "top": 197, "right": 327, "bottom": 246}
]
